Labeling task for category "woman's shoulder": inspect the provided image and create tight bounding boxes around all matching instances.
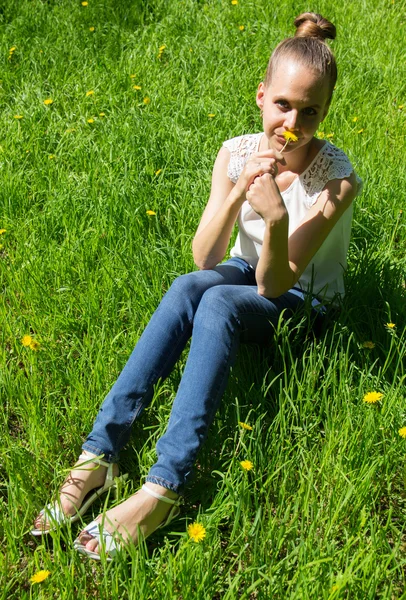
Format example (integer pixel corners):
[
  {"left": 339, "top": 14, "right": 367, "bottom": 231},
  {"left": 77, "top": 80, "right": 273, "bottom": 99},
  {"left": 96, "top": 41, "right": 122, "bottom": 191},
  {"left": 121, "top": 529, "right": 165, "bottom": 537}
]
[
  {"left": 222, "top": 132, "right": 263, "bottom": 155},
  {"left": 301, "top": 141, "right": 363, "bottom": 203}
]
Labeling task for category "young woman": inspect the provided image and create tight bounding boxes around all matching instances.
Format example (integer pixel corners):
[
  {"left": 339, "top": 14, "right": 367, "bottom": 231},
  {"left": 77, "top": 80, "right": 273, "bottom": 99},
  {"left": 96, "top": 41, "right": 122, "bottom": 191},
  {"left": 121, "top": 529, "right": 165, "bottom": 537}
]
[{"left": 32, "top": 12, "right": 362, "bottom": 561}]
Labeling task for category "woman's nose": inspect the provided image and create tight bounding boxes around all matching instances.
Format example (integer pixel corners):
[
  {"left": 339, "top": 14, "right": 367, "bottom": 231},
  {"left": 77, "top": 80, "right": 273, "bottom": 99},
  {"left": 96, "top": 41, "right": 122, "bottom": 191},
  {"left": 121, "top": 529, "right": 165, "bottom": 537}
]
[{"left": 284, "top": 110, "right": 300, "bottom": 131}]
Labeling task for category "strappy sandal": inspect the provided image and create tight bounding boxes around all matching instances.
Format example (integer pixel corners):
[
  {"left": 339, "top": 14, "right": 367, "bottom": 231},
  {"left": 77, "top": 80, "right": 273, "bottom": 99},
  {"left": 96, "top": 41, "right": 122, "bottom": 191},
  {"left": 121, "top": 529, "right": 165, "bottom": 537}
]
[
  {"left": 73, "top": 484, "right": 182, "bottom": 561},
  {"left": 31, "top": 454, "right": 128, "bottom": 536}
]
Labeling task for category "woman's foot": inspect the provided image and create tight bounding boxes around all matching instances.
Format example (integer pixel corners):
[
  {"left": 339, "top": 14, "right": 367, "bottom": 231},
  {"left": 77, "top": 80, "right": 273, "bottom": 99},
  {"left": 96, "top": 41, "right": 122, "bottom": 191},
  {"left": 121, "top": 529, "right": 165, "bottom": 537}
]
[
  {"left": 33, "top": 451, "right": 119, "bottom": 532},
  {"left": 75, "top": 483, "right": 179, "bottom": 556}
]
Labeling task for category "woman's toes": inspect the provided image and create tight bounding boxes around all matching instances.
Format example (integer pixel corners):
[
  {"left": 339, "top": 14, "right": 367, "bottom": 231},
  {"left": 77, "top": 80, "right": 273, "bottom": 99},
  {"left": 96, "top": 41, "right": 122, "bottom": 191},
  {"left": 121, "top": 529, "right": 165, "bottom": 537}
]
[{"left": 85, "top": 538, "right": 99, "bottom": 553}]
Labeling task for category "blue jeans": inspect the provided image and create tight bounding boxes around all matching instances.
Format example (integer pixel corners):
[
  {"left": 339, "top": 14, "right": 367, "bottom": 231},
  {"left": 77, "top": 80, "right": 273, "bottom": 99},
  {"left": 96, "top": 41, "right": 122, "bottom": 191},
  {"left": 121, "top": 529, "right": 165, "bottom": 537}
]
[{"left": 82, "top": 258, "right": 312, "bottom": 493}]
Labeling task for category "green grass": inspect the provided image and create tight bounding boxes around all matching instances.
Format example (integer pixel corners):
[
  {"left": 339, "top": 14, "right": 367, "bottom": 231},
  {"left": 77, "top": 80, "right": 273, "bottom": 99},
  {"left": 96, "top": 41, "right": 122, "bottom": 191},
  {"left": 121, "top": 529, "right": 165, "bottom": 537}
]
[{"left": 0, "top": 0, "right": 405, "bottom": 598}]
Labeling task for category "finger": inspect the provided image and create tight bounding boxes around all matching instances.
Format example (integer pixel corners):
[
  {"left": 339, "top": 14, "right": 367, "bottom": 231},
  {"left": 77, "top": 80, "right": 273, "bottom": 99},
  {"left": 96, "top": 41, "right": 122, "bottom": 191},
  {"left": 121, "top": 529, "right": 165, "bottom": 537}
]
[{"left": 252, "top": 149, "right": 284, "bottom": 162}]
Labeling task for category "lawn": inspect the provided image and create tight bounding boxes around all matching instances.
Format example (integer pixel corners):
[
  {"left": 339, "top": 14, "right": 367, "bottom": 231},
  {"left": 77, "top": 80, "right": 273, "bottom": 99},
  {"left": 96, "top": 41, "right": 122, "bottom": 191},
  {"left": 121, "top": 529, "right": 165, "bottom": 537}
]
[{"left": 0, "top": 0, "right": 405, "bottom": 598}]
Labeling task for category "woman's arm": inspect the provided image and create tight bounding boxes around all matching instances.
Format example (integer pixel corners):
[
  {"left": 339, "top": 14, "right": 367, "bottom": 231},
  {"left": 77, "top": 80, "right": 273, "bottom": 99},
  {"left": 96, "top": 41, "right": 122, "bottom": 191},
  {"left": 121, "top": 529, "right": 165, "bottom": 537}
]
[
  {"left": 247, "top": 172, "right": 358, "bottom": 298},
  {"left": 193, "top": 146, "right": 281, "bottom": 270}
]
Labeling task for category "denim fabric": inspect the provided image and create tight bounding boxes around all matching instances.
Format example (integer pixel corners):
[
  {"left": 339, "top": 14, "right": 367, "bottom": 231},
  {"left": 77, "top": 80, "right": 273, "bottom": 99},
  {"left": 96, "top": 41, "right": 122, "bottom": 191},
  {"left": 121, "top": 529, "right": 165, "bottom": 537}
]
[{"left": 82, "top": 258, "right": 306, "bottom": 493}]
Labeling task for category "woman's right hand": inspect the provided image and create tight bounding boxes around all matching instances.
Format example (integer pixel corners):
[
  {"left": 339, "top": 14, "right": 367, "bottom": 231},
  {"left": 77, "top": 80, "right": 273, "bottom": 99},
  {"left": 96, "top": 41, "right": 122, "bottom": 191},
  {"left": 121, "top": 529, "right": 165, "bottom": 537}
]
[{"left": 234, "top": 149, "right": 285, "bottom": 199}]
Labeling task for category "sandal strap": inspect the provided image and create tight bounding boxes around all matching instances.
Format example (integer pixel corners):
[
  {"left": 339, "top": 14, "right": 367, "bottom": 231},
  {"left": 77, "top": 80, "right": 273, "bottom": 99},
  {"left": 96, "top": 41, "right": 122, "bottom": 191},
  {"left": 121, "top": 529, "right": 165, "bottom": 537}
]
[
  {"left": 78, "top": 453, "right": 110, "bottom": 468},
  {"left": 142, "top": 484, "right": 181, "bottom": 506}
]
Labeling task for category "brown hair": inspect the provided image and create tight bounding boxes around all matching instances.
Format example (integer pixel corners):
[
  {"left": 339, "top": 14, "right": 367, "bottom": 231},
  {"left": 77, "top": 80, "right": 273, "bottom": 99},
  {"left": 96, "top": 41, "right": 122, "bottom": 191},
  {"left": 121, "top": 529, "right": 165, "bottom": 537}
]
[{"left": 265, "top": 13, "right": 337, "bottom": 99}]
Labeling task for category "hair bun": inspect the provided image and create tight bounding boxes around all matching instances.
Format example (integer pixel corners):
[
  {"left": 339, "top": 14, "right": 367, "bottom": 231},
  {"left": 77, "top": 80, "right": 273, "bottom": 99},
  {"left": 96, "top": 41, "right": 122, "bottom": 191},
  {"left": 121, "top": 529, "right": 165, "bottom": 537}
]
[{"left": 294, "top": 12, "right": 336, "bottom": 41}]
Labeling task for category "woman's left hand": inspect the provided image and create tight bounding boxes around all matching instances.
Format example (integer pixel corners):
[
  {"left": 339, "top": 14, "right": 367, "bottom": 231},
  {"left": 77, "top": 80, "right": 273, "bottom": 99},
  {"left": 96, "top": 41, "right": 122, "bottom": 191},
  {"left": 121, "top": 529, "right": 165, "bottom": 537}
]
[{"left": 246, "top": 173, "right": 288, "bottom": 225}]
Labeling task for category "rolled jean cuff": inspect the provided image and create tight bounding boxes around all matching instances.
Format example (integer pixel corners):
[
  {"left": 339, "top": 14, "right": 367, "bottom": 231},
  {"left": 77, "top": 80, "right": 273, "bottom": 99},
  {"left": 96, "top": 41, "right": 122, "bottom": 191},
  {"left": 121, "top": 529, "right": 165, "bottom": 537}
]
[
  {"left": 145, "top": 475, "right": 182, "bottom": 495},
  {"left": 81, "top": 443, "right": 118, "bottom": 463}
]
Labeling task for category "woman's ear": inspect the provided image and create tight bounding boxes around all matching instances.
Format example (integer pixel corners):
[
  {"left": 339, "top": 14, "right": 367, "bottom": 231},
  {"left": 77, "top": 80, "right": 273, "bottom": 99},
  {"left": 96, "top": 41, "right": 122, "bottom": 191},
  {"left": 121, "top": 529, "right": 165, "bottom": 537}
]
[{"left": 256, "top": 82, "right": 265, "bottom": 111}]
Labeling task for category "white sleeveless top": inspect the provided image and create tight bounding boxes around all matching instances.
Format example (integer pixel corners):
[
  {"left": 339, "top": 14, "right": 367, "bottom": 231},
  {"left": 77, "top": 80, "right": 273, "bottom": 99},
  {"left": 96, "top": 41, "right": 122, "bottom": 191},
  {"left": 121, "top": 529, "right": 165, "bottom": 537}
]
[{"left": 223, "top": 133, "right": 362, "bottom": 301}]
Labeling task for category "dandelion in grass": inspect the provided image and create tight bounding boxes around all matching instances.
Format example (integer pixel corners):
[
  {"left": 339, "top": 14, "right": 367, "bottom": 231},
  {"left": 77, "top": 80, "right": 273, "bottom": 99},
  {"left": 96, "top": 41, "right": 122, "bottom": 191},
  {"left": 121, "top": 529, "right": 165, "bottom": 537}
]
[
  {"left": 239, "top": 25, "right": 245, "bottom": 31},
  {"left": 357, "top": 129, "right": 364, "bottom": 134},
  {"left": 231, "top": 0, "right": 238, "bottom": 4},
  {"left": 386, "top": 322, "right": 396, "bottom": 329},
  {"left": 146, "top": 210, "right": 156, "bottom": 216},
  {"left": 281, "top": 130, "right": 298, "bottom": 152},
  {"left": 30, "top": 570, "right": 50, "bottom": 584},
  {"left": 43, "top": 98, "right": 53, "bottom": 106},
  {"left": 239, "top": 421, "right": 253, "bottom": 431},
  {"left": 86, "top": 90, "right": 94, "bottom": 96},
  {"left": 48, "top": 155, "right": 55, "bottom": 160},
  {"left": 352, "top": 117, "right": 358, "bottom": 122},
  {"left": 81, "top": 1, "right": 88, "bottom": 5},
  {"left": 9, "top": 46, "right": 16, "bottom": 53},
  {"left": 363, "top": 391, "right": 383, "bottom": 404},
  {"left": 0, "top": 229, "right": 6, "bottom": 235},
  {"left": 155, "top": 169, "right": 162, "bottom": 176},
  {"left": 240, "top": 460, "right": 254, "bottom": 471},
  {"left": 326, "top": 133, "right": 334, "bottom": 139},
  {"left": 143, "top": 97, "right": 151, "bottom": 105},
  {"left": 30, "top": 340, "right": 40, "bottom": 351},
  {"left": 133, "top": 85, "right": 141, "bottom": 90},
  {"left": 87, "top": 118, "right": 95, "bottom": 123},
  {"left": 99, "top": 112, "right": 105, "bottom": 117},
  {"left": 22, "top": 335, "right": 33, "bottom": 347},
  {"left": 399, "top": 105, "right": 404, "bottom": 110},
  {"left": 362, "top": 341, "right": 375, "bottom": 349},
  {"left": 398, "top": 427, "right": 406, "bottom": 439},
  {"left": 14, "top": 115, "right": 23, "bottom": 119},
  {"left": 188, "top": 522, "right": 206, "bottom": 542},
  {"left": 208, "top": 113, "right": 216, "bottom": 118},
  {"left": 317, "top": 131, "right": 325, "bottom": 139},
  {"left": 89, "top": 27, "right": 95, "bottom": 32}
]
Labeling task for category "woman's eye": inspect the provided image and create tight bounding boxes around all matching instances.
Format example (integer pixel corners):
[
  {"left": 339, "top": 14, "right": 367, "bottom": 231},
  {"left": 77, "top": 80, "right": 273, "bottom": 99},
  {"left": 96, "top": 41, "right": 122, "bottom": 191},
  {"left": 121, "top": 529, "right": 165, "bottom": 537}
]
[
  {"left": 276, "top": 101, "right": 289, "bottom": 109},
  {"left": 303, "top": 108, "right": 317, "bottom": 116}
]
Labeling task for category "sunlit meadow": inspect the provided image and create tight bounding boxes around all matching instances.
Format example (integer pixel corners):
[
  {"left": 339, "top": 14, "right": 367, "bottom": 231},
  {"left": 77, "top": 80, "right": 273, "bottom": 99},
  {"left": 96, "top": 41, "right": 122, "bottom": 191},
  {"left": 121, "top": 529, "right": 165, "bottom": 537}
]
[{"left": 0, "top": 0, "right": 405, "bottom": 598}]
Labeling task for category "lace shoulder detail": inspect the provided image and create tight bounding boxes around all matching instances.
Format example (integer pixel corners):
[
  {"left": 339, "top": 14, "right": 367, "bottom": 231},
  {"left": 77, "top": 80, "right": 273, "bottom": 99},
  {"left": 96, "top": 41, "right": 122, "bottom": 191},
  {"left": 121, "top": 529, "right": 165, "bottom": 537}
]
[
  {"left": 302, "top": 142, "right": 362, "bottom": 205},
  {"left": 223, "top": 133, "right": 262, "bottom": 183}
]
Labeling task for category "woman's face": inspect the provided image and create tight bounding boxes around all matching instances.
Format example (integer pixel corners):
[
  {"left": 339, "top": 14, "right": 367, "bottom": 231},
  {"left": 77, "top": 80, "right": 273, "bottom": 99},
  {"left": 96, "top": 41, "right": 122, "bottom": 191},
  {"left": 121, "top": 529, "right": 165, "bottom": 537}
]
[{"left": 257, "top": 57, "right": 331, "bottom": 153}]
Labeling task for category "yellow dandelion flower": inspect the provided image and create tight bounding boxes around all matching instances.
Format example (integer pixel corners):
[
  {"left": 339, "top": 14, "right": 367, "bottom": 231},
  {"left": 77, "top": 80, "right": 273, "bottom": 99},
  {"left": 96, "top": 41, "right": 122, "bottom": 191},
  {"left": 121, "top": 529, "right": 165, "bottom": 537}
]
[
  {"left": 239, "top": 25, "right": 245, "bottom": 31},
  {"left": 9, "top": 46, "right": 16, "bottom": 53},
  {"left": 30, "top": 570, "right": 50, "bottom": 584},
  {"left": 240, "top": 460, "right": 254, "bottom": 471},
  {"left": 281, "top": 130, "right": 299, "bottom": 152},
  {"left": 99, "top": 112, "right": 105, "bottom": 117},
  {"left": 43, "top": 98, "right": 53, "bottom": 105},
  {"left": 352, "top": 117, "right": 358, "bottom": 122},
  {"left": 143, "top": 96, "right": 150, "bottom": 104},
  {"left": 0, "top": 229, "right": 6, "bottom": 235},
  {"left": 14, "top": 115, "right": 23, "bottom": 119},
  {"left": 48, "top": 155, "right": 55, "bottom": 160},
  {"left": 81, "top": 1, "right": 88, "bottom": 5},
  {"left": 133, "top": 85, "right": 141, "bottom": 90},
  {"left": 0, "top": 244, "right": 3, "bottom": 250},
  {"left": 86, "top": 90, "right": 94, "bottom": 96},
  {"left": 208, "top": 113, "right": 216, "bottom": 118},
  {"left": 357, "top": 129, "right": 364, "bottom": 134},
  {"left": 231, "top": 0, "right": 238, "bottom": 4},
  {"left": 89, "top": 26, "right": 95, "bottom": 32},
  {"left": 239, "top": 421, "right": 253, "bottom": 430},
  {"left": 317, "top": 131, "right": 325, "bottom": 139},
  {"left": 283, "top": 131, "right": 299, "bottom": 143},
  {"left": 87, "top": 118, "right": 95, "bottom": 123},
  {"left": 187, "top": 522, "right": 206, "bottom": 542},
  {"left": 398, "top": 105, "right": 404, "bottom": 109},
  {"left": 386, "top": 322, "right": 396, "bottom": 329},
  {"left": 155, "top": 169, "right": 162, "bottom": 176},
  {"left": 398, "top": 427, "right": 406, "bottom": 439},
  {"left": 159, "top": 44, "right": 166, "bottom": 51},
  {"left": 330, "top": 585, "right": 339, "bottom": 593},
  {"left": 326, "top": 133, "right": 334, "bottom": 138},
  {"left": 30, "top": 340, "right": 40, "bottom": 351},
  {"left": 22, "top": 335, "right": 32, "bottom": 347},
  {"left": 146, "top": 210, "right": 156, "bottom": 216},
  {"left": 130, "top": 74, "right": 136, "bottom": 78},
  {"left": 363, "top": 391, "right": 383, "bottom": 404},
  {"left": 362, "top": 341, "right": 375, "bottom": 349}
]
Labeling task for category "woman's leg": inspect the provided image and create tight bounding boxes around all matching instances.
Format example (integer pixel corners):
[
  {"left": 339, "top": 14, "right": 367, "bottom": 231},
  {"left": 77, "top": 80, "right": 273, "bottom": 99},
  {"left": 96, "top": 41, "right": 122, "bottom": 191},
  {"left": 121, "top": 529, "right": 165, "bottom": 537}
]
[
  {"left": 77, "top": 284, "right": 304, "bottom": 554},
  {"left": 35, "top": 260, "right": 254, "bottom": 529},
  {"left": 82, "top": 258, "right": 255, "bottom": 462}
]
